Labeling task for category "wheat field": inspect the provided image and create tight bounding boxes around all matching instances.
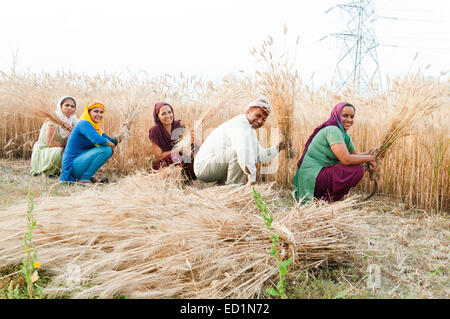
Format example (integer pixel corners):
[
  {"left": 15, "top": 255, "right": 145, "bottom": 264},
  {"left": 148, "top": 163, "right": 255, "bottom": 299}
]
[{"left": 0, "top": 68, "right": 448, "bottom": 212}]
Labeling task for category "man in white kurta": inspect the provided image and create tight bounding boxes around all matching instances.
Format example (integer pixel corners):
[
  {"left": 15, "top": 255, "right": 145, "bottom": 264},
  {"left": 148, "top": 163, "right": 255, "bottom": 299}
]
[{"left": 194, "top": 98, "right": 288, "bottom": 185}]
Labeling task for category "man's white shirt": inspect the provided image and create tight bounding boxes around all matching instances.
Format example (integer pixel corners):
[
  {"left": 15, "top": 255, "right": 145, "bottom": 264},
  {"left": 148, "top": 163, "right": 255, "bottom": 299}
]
[{"left": 194, "top": 114, "right": 279, "bottom": 182}]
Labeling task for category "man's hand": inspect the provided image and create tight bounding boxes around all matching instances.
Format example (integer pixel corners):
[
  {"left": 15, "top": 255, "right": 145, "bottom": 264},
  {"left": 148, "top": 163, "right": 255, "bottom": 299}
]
[
  {"left": 278, "top": 139, "right": 291, "bottom": 151},
  {"left": 190, "top": 129, "right": 202, "bottom": 145},
  {"left": 244, "top": 167, "right": 256, "bottom": 186}
]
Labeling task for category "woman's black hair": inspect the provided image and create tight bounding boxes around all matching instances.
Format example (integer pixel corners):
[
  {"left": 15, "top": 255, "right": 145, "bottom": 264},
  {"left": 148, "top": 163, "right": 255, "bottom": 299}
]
[
  {"left": 60, "top": 97, "right": 76, "bottom": 108},
  {"left": 343, "top": 103, "right": 355, "bottom": 113}
]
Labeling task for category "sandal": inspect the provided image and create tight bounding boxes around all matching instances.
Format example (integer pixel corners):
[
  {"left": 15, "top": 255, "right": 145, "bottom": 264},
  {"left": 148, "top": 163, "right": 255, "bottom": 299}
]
[
  {"left": 77, "top": 180, "right": 94, "bottom": 186},
  {"left": 90, "top": 177, "right": 99, "bottom": 183},
  {"left": 91, "top": 177, "right": 109, "bottom": 184}
]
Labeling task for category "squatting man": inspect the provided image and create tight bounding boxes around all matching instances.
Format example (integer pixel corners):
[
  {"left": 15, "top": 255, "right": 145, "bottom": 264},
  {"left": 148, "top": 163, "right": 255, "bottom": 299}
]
[{"left": 194, "top": 98, "right": 290, "bottom": 186}]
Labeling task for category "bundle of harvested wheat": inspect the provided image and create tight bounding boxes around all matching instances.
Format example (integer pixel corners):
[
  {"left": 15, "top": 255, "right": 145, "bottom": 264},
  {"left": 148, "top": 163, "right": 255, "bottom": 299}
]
[
  {"left": 0, "top": 91, "right": 72, "bottom": 158},
  {"left": 253, "top": 28, "right": 301, "bottom": 186},
  {"left": 5, "top": 89, "right": 68, "bottom": 127},
  {"left": 115, "top": 103, "right": 144, "bottom": 144},
  {"left": 376, "top": 73, "right": 441, "bottom": 159},
  {"left": 0, "top": 167, "right": 369, "bottom": 299}
]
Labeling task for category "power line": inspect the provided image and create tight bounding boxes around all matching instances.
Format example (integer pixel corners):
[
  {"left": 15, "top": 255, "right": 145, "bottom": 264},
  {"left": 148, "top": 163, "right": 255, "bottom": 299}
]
[
  {"left": 377, "top": 7, "right": 440, "bottom": 14},
  {"left": 380, "top": 44, "right": 450, "bottom": 51},
  {"left": 378, "top": 35, "right": 450, "bottom": 41},
  {"left": 324, "top": 0, "right": 382, "bottom": 93},
  {"left": 379, "top": 16, "right": 450, "bottom": 23}
]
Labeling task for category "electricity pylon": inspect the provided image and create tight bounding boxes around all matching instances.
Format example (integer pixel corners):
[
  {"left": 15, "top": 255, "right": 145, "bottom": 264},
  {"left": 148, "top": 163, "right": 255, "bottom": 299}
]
[{"left": 324, "top": 0, "right": 382, "bottom": 93}]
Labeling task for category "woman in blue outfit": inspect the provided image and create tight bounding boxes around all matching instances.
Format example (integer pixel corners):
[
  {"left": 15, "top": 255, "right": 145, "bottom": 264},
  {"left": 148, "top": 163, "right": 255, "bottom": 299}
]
[{"left": 60, "top": 101, "right": 120, "bottom": 185}]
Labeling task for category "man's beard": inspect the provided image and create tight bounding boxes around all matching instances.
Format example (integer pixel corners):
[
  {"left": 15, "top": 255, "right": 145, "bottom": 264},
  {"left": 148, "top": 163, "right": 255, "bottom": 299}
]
[{"left": 251, "top": 121, "right": 262, "bottom": 129}]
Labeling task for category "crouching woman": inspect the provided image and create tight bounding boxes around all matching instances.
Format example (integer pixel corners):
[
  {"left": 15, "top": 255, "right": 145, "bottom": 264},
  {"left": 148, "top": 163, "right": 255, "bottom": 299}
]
[
  {"left": 149, "top": 102, "right": 198, "bottom": 181},
  {"left": 60, "top": 101, "right": 120, "bottom": 185},
  {"left": 293, "top": 102, "right": 377, "bottom": 203},
  {"left": 30, "top": 96, "right": 78, "bottom": 177}
]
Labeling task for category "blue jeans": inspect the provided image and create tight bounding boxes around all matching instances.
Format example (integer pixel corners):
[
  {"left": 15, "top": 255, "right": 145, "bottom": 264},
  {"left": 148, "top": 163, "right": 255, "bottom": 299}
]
[{"left": 71, "top": 146, "right": 112, "bottom": 181}]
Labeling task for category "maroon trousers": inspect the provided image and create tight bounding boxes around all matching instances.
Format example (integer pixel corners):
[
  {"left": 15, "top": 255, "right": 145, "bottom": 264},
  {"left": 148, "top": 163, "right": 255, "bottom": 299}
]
[{"left": 314, "top": 164, "right": 364, "bottom": 202}]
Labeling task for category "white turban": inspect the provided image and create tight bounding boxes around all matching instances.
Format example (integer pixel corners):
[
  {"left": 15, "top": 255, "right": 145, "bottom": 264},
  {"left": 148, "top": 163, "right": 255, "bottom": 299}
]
[{"left": 246, "top": 98, "right": 272, "bottom": 115}]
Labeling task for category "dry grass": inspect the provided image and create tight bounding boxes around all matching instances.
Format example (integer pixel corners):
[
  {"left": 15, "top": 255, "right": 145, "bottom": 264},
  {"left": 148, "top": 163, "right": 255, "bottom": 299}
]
[
  {"left": 377, "top": 73, "right": 441, "bottom": 158},
  {"left": 253, "top": 30, "right": 301, "bottom": 186},
  {"left": 357, "top": 200, "right": 449, "bottom": 298},
  {"left": 1, "top": 159, "right": 448, "bottom": 299},
  {"left": 0, "top": 165, "right": 371, "bottom": 299},
  {"left": 0, "top": 62, "right": 449, "bottom": 212}
]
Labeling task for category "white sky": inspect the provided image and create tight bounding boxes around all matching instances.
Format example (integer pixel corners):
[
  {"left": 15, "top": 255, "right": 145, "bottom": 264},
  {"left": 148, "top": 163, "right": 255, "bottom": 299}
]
[{"left": 1, "top": 0, "right": 449, "bottom": 87}]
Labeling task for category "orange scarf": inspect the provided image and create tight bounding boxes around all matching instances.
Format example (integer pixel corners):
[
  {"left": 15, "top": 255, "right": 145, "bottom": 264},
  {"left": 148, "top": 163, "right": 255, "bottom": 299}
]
[{"left": 79, "top": 101, "right": 106, "bottom": 135}]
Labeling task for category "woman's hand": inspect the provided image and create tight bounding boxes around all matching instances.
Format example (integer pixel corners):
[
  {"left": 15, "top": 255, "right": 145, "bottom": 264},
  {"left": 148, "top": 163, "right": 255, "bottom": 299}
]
[
  {"left": 368, "top": 147, "right": 379, "bottom": 155},
  {"left": 108, "top": 141, "right": 116, "bottom": 154},
  {"left": 61, "top": 122, "right": 73, "bottom": 132},
  {"left": 332, "top": 143, "right": 374, "bottom": 166},
  {"left": 368, "top": 156, "right": 377, "bottom": 173},
  {"left": 171, "top": 146, "right": 183, "bottom": 155}
]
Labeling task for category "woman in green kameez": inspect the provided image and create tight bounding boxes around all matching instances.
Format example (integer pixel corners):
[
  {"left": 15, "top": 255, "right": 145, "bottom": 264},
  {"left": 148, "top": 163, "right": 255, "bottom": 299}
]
[
  {"left": 30, "top": 96, "right": 78, "bottom": 177},
  {"left": 293, "top": 102, "right": 377, "bottom": 204}
]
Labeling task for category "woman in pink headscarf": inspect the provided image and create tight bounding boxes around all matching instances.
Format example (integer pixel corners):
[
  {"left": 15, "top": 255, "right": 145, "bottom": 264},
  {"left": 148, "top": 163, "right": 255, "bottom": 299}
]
[
  {"left": 293, "top": 102, "right": 377, "bottom": 203},
  {"left": 148, "top": 102, "right": 198, "bottom": 181}
]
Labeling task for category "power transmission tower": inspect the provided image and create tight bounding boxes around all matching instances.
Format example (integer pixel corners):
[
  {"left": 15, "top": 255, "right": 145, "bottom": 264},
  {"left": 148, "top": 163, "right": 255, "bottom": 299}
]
[{"left": 325, "top": 0, "right": 382, "bottom": 93}]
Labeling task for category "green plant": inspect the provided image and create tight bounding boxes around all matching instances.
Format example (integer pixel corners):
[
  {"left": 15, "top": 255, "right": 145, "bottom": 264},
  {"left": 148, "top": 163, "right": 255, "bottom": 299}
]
[
  {"left": 252, "top": 187, "right": 292, "bottom": 298},
  {"left": 21, "top": 182, "right": 43, "bottom": 299},
  {"left": 7, "top": 281, "right": 21, "bottom": 299},
  {"left": 4, "top": 280, "right": 29, "bottom": 299}
]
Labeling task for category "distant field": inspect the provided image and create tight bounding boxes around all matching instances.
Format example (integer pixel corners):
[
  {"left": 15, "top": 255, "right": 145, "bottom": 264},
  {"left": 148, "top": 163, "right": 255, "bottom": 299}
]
[
  {"left": 0, "top": 70, "right": 448, "bottom": 212},
  {"left": 0, "top": 65, "right": 448, "bottom": 299}
]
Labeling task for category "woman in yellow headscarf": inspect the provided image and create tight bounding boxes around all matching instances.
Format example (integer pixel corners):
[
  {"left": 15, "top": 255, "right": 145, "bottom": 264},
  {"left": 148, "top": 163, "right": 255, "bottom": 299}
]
[{"left": 60, "top": 101, "right": 121, "bottom": 184}]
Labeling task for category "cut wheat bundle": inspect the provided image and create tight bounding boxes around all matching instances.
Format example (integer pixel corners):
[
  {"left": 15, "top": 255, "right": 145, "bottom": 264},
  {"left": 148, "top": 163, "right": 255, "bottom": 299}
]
[
  {"left": 252, "top": 29, "right": 302, "bottom": 186},
  {"left": 253, "top": 31, "right": 301, "bottom": 154},
  {"left": 362, "top": 73, "right": 443, "bottom": 200},
  {"left": 376, "top": 73, "right": 441, "bottom": 159},
  {"left": 0, "top": 167, "right": 369, "bottom": 299},
  {"left": 4, "top": 89, "right": 68, "bottom": 127},
  {"left": 0, "top": 91, "right": 73, "bottom": 157},
  {"left": 115, "top": 102, "right": 145, "bottom": 144}
]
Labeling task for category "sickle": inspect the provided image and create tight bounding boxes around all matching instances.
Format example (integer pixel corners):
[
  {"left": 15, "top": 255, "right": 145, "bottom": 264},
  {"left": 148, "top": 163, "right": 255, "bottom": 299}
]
[{"left": 363, "top": 164, "right": 377, "bottom": 201}]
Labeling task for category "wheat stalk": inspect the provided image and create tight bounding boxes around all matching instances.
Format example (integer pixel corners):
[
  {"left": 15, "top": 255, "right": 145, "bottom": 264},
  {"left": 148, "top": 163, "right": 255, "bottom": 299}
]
[
  {"left": 0, "top": 169, "right": 369, "bottom": 298},
  {"left": 253, "top": 30, "right": 301, "bottom": 185},
  {"left": 376, "top": 73, "right": 441, "bottom": 159}
]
